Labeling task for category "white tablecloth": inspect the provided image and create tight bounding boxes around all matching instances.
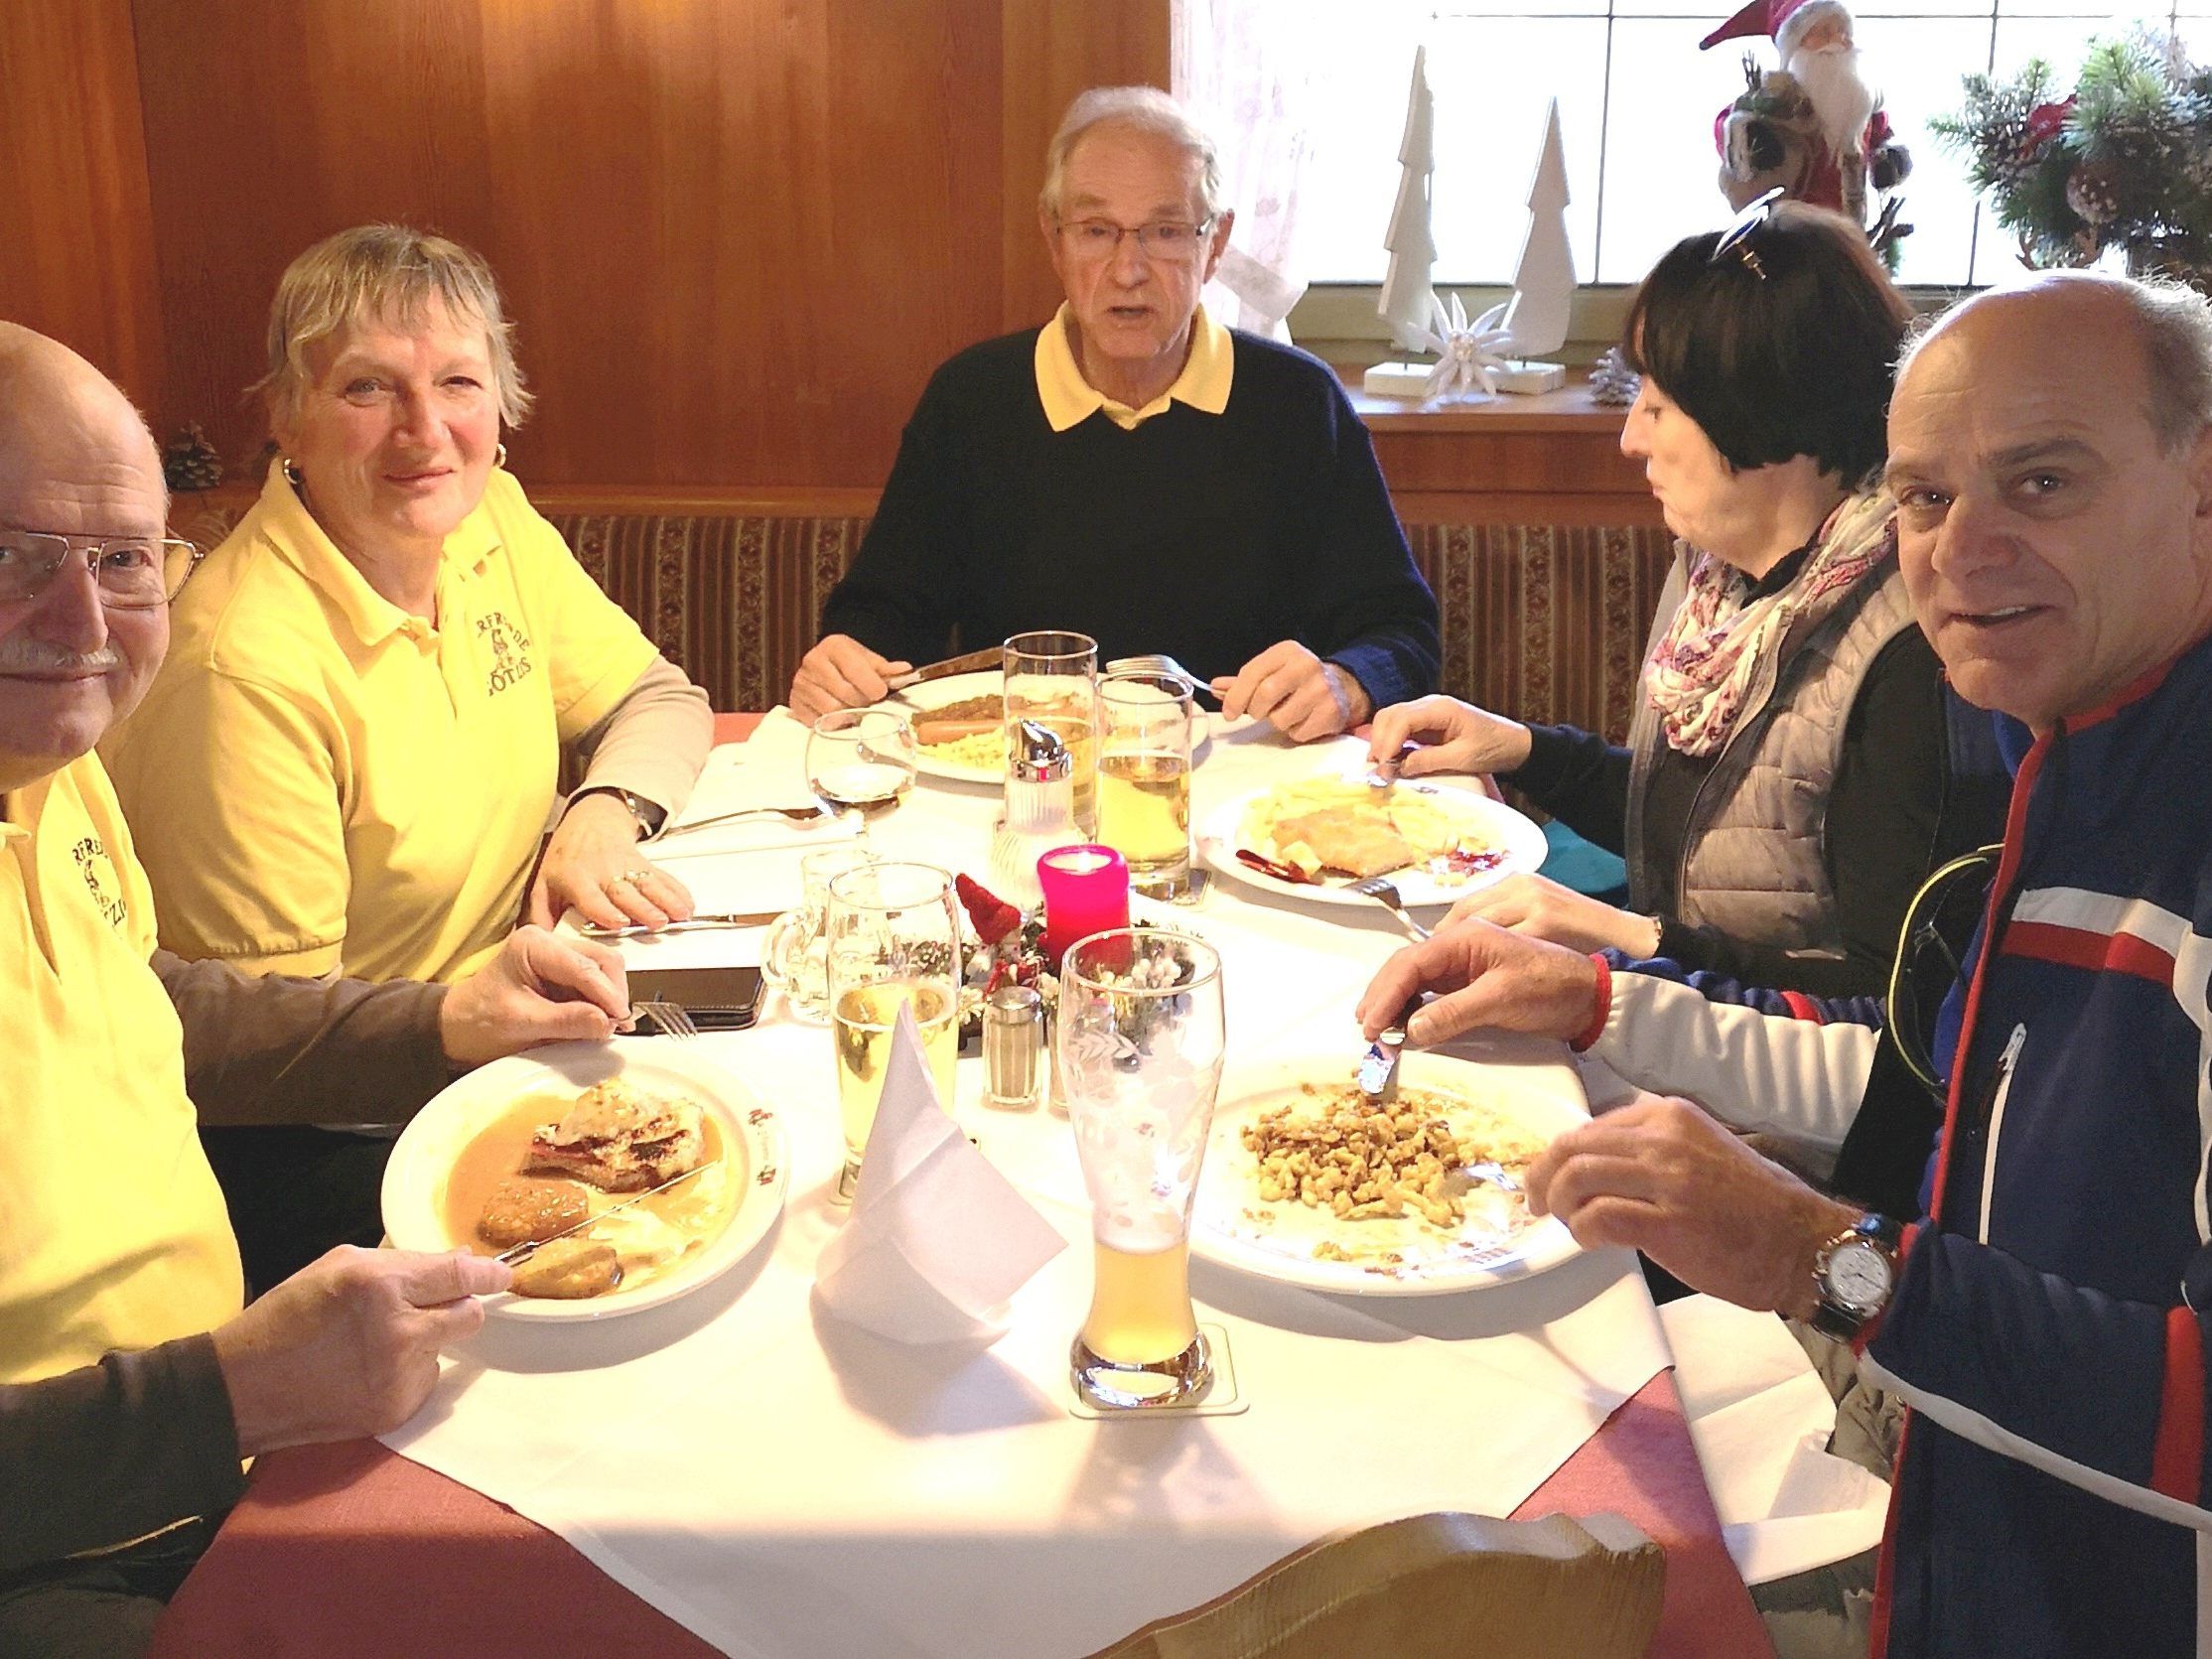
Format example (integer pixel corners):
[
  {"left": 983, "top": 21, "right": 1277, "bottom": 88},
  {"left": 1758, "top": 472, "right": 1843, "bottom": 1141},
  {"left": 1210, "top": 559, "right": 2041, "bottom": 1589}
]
[{"left": 383, "top": 711, "right": 1674, "bottom": 1658}]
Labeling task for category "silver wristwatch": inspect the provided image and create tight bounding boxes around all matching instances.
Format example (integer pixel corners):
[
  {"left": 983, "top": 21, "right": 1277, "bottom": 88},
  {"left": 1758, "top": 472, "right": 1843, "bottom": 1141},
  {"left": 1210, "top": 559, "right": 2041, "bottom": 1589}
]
[
  {"left": 570, "top": 786, "right": 665, "bottom": 840},
  {"left": 1810, "top": 1214, "right": 1903, "bottom": 1342}
]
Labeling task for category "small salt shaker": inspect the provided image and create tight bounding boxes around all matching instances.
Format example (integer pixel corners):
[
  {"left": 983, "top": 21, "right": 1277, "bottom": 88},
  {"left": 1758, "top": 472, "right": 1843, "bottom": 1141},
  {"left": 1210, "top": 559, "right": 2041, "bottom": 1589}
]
[{"left": 982, "top": 983, "right": 1043, "bottom": 1110}]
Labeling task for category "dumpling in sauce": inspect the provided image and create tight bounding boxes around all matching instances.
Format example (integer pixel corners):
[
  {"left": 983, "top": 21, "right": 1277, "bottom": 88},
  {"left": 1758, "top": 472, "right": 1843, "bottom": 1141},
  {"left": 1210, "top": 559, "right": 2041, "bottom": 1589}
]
[
  {"left": 508, "top": 1236, "right": 622, "bottom": 1300},
  {"left": 477, "top": 1179, "right": 588, "bottom": 1249}
]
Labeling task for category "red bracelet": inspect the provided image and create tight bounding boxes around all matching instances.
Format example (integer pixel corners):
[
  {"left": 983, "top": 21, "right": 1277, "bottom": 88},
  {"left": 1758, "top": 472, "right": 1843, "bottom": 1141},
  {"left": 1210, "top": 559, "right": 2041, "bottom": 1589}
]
[{"left": 1570, "top": 954, "right": 1611, "bottom": 1051}]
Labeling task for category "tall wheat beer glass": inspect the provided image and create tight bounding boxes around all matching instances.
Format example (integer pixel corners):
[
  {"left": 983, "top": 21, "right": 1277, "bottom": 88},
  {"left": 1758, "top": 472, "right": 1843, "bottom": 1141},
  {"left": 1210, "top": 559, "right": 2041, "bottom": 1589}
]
[{"left": 1058, "top": 929, "right": 1225, "bottom": 1407}]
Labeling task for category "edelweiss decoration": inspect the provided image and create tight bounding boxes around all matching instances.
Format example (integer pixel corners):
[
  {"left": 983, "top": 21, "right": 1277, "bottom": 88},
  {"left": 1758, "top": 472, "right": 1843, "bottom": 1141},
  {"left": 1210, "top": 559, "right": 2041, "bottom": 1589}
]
[{"left": 1410, "top": 293, "right": 1515, "bottom": 402}]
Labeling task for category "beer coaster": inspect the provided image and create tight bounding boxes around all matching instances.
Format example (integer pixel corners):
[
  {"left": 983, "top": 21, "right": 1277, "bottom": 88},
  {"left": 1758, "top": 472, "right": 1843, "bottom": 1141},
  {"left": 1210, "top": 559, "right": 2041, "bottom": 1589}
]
[{"left": 1067, "top": 1323, "right": 1247, "bottom": 1420}]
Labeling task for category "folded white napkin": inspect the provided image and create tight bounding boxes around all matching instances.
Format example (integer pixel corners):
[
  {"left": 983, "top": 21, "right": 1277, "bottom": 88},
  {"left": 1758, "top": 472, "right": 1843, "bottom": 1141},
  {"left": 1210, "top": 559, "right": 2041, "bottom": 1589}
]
[
  {"left": 814, "top": 1004, "right": 1065, "bottom": 1344},
  {"left": 1659, "top": 1294, "right": 1888, "bottom": 1585},
  {"left": 648, "top": 737, "right": 862, "bottom": 866}
]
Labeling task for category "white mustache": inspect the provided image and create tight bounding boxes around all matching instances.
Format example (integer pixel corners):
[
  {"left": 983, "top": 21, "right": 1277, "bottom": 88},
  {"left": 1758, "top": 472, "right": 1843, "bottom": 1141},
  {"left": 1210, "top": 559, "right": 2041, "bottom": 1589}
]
[{"left": 0, "top": 640, "right": 122, "bottom": 675}]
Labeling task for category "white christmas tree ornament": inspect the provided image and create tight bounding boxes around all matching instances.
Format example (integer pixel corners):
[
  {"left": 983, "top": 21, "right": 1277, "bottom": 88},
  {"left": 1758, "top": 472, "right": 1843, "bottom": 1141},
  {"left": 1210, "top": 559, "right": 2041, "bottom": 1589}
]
[
  {"left": 1493, "top": 97, "right": 1575, "bottom": 394},
  {"left": 1376, "top": 45, "right": 1438, "bottom": 351}
]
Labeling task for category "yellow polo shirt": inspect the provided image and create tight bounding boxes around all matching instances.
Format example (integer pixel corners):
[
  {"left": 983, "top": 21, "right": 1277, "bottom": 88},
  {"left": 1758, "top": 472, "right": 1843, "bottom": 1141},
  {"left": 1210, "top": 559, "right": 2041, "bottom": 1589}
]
[
  {"left": 103, "top": 466, "right": 658, "bottom": 984},
  {"left": 1034, "top": 302, "right": 1234, "bottom": 432},
  {"left": 0, "top": 756, "right": 241, "bottom": 1383}
]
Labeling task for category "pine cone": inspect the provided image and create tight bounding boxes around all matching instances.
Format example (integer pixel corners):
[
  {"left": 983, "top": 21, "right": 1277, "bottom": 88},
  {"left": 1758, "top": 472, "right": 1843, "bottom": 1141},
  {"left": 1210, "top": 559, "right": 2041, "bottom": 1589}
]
[
  {"left": 2065, "top": 155, "right": 2130, "bottom": 225},
  {"left": 1588, "top": 346, "right": 1640, "bottom": 407},
  {"left": 162, "top": 424, "right": 223, "bottom": 492}
]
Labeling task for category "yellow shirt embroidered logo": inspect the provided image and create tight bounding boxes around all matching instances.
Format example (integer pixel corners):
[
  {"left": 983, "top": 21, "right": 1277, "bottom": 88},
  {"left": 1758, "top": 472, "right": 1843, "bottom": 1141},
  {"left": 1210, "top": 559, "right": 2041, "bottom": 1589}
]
[
  {"left": 69, "top": 835, "right": 127, "bottom": 929},
  {"left": 479, "top": 611, "right": 536, "bottom": 695}
]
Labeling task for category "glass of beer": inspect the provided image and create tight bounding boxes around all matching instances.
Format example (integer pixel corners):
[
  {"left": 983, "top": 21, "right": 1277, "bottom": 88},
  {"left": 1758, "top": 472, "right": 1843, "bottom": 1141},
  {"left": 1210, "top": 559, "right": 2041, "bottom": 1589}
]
[
  {"left": 1096, "top": 670, "right": 1194, "bottom": 899},
  {"left": 1003, "top": 630, "right": 1098, "bottom": 838},
  {"left": 824, "top": 861, "right": 962, "bottom": 1203},
  {"left": 1058, "top": 928, "right": 1226, "bottom": 1408},
  {"left": 807, "top": 708, "right": 917, "bottom": 825}
]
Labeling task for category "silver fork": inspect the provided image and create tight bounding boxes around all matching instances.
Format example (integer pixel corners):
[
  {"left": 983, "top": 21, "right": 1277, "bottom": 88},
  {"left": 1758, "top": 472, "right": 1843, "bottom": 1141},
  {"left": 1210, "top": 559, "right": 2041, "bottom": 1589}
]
[
  {"left": 1352, "top": 876, "right": 1431, "bottom": 941},
  {"left": 632, "top": 1000, "right": 699, "bottom": 1040},
  {"left": 1104, "top": 653, "right": 1221, "bottom": 703}
]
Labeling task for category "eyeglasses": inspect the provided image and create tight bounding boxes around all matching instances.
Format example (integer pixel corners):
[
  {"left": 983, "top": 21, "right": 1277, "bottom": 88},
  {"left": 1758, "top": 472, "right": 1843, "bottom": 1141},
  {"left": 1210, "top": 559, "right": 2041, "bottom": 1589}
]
[
  {"left": 0, "top": 531, "right": 207, "bottom": 610},
  {"left": 1886, "top": 843, "right": 2004, "bottom": 1097},
  {"left": 1055, "top": 217, "right": 1214, "bottom": 264},
  {"left": 1709, "top": 187, "right": 1786, "bottom": 281}
]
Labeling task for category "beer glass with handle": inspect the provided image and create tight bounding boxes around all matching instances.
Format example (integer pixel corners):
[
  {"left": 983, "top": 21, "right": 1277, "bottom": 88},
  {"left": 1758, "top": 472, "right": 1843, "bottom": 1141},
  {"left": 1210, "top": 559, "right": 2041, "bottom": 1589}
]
[
  {"left": 1003, "top": 630, "right": 1099, "bottom": 838},
  {"left": 824, "top": 862, "right": 962, "bottom": 1203},
  {"left": 1058, "top": 928, "right": 1225, "bottom": 1407}
]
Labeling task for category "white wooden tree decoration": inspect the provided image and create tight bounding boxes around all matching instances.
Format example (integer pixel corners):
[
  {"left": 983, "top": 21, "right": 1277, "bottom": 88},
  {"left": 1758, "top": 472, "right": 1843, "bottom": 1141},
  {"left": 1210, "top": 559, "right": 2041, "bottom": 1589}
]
[
  {"left": 1377, "top": 45, "right": 1438, "bottom": 351},
  {"left": 1502, "top": 98, "right": 1575, "bottom": 360}
]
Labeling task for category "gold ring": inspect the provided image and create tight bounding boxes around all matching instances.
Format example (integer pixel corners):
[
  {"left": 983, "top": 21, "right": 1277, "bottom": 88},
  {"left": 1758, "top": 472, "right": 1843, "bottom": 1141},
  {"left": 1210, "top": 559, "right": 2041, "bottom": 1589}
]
[{"left": 616, "top": 868, "right": 651, "bottom": 886}]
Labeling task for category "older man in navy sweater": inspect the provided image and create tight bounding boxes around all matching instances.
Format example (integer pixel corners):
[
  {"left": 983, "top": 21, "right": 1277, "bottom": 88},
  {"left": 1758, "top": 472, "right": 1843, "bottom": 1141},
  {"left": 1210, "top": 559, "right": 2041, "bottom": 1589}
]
[{"left": 790, "top": 85, "right": 1439, "bottom": 743}]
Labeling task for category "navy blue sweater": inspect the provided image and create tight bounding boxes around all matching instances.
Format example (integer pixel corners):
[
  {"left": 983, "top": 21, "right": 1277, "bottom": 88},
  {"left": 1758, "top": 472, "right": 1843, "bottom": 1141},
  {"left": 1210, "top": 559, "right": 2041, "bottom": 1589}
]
[{"left": 822, "top": 328, "right": 1440, "bottom": 706}]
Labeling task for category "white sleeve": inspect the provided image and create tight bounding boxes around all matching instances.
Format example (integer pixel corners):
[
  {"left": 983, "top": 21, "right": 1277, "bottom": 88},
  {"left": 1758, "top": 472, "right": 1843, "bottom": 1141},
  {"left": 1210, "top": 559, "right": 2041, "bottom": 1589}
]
[{"left": 1583, "top": 971, "right": 1880, "bottom": 1153}]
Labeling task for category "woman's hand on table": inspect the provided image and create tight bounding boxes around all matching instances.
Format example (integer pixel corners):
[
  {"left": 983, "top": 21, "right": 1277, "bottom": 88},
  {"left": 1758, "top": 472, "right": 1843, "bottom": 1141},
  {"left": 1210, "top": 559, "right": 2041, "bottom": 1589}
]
[
  {"left": 444, "top": 925, "right": 631, "bottom": 1067},
  {"left": 789, "top": 634, "right": 910, "bottom": 725},
  {"left": 1214, "top": 641, "right": 1371, "bottom": 741},
  {"left": 212, "top": 1245, "right": 512, "bottom": 1457},
  {"left": 530, "top": 794, "right": 695, "bottom": 932},
  {"left": 1527, "top": 1093, "right": 1855, "bottom": 1319},
  {"left": 1367, "top": 695, "right": 1532, "bottom": 779},
  {"left": 1441, "top": 874, "right": 1664, "bottom": 957},
  {"left": 1357, "top": 919, "right": 1601, "bottom": 1048}
]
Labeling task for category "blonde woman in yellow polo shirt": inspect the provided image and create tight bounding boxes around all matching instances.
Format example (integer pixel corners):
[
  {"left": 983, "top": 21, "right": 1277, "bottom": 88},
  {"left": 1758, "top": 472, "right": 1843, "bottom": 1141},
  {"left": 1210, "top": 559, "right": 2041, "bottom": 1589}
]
[
  {"left": 102, "top": 226, "right": 711, "bottom": 1289},
  {"left": 105, "top": 224, "right": 712, "bottom": 989}
]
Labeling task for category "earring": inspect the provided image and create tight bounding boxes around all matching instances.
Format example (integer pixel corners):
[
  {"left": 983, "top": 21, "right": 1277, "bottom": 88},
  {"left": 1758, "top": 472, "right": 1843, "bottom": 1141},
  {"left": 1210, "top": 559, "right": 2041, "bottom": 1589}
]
[
  {"left": 281, "top": 457, "right": 304, "bottom": 488},
  {"left": 496, "top": 442, "right": 509, "bottom": 470}
]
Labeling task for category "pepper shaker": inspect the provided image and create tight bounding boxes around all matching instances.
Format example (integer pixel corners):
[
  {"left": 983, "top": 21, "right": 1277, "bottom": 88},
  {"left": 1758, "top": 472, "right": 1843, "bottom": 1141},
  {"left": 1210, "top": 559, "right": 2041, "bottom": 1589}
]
[{"left": 982, "top": 983, "right": 1042, "bottom": 1110}]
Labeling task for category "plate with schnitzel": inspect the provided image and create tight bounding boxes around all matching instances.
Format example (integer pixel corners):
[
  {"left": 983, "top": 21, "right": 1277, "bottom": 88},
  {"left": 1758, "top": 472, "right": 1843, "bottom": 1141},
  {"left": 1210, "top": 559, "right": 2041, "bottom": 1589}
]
[
  {"left": 381, "top": 1039, "right": 788, "bottom": 1321},
  {"left": 1197, "top": 772, "right": 1547, "bottom": 909}
]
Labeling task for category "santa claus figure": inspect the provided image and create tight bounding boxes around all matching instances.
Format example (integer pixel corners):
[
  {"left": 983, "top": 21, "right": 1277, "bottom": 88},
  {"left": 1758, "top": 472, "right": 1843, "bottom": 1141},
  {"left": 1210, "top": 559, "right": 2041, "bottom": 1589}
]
[{"left": 1705, "top": 0, "right": 1910, "bottom": 231}]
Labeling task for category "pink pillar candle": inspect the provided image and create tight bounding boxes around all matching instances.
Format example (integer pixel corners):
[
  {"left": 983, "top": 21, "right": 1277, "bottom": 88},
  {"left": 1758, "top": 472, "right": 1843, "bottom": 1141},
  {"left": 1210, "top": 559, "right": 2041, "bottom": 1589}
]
[{"left": 1038, "top": 845, "right": 1131, "bottom": 963}]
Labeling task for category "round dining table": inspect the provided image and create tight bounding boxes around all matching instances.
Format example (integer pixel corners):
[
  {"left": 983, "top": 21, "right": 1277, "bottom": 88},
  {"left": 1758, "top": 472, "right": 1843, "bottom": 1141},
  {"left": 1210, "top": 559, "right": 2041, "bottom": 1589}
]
[{"left": 151, "top": 710, "right": 1773, "bottom": 1659}]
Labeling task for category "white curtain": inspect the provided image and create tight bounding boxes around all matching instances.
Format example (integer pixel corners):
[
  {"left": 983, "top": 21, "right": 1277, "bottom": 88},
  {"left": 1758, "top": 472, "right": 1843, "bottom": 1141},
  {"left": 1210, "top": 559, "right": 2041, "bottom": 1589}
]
[{"left": 1174, "top": 0, "right": 1322, "bottom": 342}]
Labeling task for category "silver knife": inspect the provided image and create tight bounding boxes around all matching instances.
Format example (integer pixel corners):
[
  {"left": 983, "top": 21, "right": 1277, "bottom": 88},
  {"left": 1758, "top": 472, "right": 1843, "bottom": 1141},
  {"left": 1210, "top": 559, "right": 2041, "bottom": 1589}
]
[
  {"left": 578, "top": 909, "right": 781, "bottom": 940},
  {"left": 1357, "top": 1023, "right": 1406, "bottom": 1105},
  {"left": 884, "top": 646, "right": 1001, "bottom": 694},
  {"left": 494, "top": 1163, "right": 711, "bottom": 1268}
]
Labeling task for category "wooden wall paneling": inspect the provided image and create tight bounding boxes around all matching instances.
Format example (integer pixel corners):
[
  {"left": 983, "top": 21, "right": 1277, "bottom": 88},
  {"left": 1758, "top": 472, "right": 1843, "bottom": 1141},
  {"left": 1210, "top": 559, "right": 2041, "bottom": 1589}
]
[
  {"left": 129, "top": 0, "right": 1041, "bottom": 488},
  {"left": 131, "top": 0, "right": 496, "bottom": 476},
  {"left": 0, "top": 0, "right": 164, "bottom": 405},
  {"left": 1000, "top": 0, "right": 1172, "bottom": 331}
]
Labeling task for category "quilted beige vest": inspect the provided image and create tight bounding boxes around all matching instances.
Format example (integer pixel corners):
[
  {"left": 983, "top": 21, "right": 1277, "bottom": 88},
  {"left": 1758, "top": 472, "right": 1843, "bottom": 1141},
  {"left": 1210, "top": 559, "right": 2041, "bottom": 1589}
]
[{"left": 1622, "top": 494, "right": 1915, "bottom": 961}]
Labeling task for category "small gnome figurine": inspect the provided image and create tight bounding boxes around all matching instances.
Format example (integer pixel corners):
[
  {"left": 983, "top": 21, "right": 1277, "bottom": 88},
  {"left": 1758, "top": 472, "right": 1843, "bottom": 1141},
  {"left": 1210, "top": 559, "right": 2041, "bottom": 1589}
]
[{"left": 1704, "top": 0, "right": 1911, "bottom": 234}]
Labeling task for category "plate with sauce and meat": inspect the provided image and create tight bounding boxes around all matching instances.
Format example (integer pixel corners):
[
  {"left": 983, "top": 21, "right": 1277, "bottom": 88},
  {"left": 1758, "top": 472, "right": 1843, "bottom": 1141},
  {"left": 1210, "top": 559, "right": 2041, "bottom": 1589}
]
[{"left": 381, "top": 1039, "right": 789, "bottom": 1320}]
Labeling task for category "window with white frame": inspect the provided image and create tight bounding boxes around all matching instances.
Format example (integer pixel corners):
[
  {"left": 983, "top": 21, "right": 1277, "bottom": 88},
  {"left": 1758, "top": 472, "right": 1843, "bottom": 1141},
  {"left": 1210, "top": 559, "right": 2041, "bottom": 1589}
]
[{"left": 1288, "top": 0, "right": 2201, "bottom": 293}]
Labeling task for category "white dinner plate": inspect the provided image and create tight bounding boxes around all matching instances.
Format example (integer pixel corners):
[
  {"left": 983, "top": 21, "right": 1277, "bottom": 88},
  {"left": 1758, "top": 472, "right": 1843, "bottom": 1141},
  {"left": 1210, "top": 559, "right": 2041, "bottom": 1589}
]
[
  {"left": 1196, "top": 772, "right": 1549, "bottom": 909},
  {"left": 381, "top": 1038, "right": 788, "bottom": 1321},
  {"left": 877, "top": 670, "right": 1212, "bottom": 786},
  {"left": 1190, "top": 1047, "right": 1588, "bottom": 1297}
]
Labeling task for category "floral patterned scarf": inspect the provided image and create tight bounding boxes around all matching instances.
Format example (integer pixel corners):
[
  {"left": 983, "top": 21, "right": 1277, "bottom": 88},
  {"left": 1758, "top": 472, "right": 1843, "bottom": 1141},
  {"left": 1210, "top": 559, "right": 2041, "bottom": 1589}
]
[{"left": 1644, "top": 489, "right": 1898, "bottom": 758}]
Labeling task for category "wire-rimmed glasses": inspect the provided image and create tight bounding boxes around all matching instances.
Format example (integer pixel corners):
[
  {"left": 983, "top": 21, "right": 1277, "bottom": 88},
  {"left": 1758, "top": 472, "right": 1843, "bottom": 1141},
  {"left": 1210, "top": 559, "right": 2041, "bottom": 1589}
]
[
  {"left": 1709, "top": 187, "right": 1787, "bottom": 281},
  {"left": 1053, "top": 217, "right": 1215, "bottom": 264},
  {"left": 0, "top": 532, "right": 205, "bottom": 609}
]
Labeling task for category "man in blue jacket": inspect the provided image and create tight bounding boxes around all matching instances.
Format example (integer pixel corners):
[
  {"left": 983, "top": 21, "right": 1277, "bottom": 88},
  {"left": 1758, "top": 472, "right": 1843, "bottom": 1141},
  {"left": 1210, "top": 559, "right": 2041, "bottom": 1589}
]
[{"left": 1360, "top": 269, "right": 2212, "bottom": 1654}]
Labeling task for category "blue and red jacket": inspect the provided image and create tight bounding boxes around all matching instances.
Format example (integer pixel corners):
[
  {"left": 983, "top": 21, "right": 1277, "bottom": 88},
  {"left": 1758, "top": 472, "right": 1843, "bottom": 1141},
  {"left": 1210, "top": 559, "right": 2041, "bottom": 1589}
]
[{"left": 1855, "top": 633, "right": 2212, "bottom": 1656}]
